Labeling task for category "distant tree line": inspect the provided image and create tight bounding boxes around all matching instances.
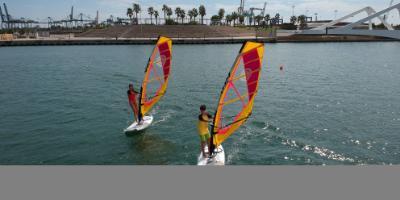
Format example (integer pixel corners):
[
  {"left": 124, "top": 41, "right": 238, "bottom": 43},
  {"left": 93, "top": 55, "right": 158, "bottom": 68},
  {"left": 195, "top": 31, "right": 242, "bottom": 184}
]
[
  {"left": 126, "top": 4, "right": 207, "bottom": 25},
  {"left": 125, "top": 3, "right": 313, "bottom": 29},
  {"left": 211, "top": 10, "right": 285, "bottom": 27},
  {"left": 288, "top": 15, "right": 308, "bottom": 30}
]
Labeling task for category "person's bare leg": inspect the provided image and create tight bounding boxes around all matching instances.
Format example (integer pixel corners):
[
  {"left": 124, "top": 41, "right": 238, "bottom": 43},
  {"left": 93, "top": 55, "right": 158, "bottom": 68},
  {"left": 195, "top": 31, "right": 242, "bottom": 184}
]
[
  {"left": 201, "top": 141, "right": 207, "bottom": 158},
  {"left": 130, "top": 105, "right": 138, "bottom": 123},
  {"left": 132, "top": 102, "right": 139, "bottom": 122}
]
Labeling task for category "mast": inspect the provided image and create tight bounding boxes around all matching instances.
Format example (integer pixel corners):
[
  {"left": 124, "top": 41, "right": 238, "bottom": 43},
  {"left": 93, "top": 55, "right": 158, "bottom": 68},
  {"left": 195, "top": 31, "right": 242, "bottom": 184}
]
[
  {"left": 138, "top": 52, "right": 153, "bottom": 123},
  {"left": 138, "top": 86, "right": 143, "bottom": 122},
  {"left": 139, "top": 42, "right": 156, "bottom": 122}
]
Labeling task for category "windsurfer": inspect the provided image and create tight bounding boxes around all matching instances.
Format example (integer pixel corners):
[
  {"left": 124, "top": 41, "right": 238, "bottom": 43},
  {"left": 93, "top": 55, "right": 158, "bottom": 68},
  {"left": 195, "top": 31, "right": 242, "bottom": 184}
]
[
  {"left": 197, "top": 105, "right": 213, "bottom": 158},
  {"left": 127, "top": 83, "right": 141, "bottom": 123}
]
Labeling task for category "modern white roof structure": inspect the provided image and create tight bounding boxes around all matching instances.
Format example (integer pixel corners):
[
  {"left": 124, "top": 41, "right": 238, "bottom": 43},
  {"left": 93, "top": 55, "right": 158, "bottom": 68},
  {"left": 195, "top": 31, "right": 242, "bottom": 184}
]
[{"left": 300, "top": 2, "right": 400, "bottom": 39}]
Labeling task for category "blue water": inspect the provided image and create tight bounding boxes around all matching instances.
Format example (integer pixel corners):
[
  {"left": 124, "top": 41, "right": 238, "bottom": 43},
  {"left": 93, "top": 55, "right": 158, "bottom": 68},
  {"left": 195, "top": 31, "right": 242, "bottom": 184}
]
[{"left": 0, "top": 42, "right": 399, "bottom": 165}]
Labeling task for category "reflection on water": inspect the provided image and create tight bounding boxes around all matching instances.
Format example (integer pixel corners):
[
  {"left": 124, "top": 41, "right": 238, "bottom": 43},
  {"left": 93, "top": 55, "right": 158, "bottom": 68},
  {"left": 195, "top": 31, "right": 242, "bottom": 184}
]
[{"left": 127, "top": 131, "right": 177, "bottom": 165}]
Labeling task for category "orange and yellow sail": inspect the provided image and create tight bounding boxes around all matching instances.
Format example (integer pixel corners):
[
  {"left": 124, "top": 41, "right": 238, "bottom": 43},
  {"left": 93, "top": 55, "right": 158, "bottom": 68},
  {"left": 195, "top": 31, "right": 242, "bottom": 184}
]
[
  {"left": 139, "top": 36, "right": 172, "bottom": 118},
  {"left": 212, "top": 41, "right": 264, "bottom": 147}
]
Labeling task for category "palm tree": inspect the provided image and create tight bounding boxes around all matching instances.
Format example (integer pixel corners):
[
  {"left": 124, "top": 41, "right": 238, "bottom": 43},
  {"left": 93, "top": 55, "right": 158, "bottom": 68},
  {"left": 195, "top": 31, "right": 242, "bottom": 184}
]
[
  {"left": 133, "top": 3, "right": 141, "bottom": 23},
  {"left": 275, "top": 13, "right": 281, "bottom": 25},
  {"left": 133, "top": 4, "right": 141, "bottom": 19},
  {"left": 265, "top": 14, "right": 271, "bottom": 26},
  {"left": 154, "top": 10, "right": 159, "bottom": 25},
  {"left": 148, "top": 7, "right": 155, "bottom": 24},
  {"left": 248, "top": 14, "right": 254, "bottom": 26},
  {"left": 179, "top": 9, "right": 186, "bottom": 24},
  {"left": 199, "top": 5, "right": 206, "bottom": 24},
  {"left": 127, "top": 8, "right": 133, "bottom": 23},
  {"left": 188, "top": 10, "right": 194, "bottom": 21},
  {"left": 218, "top": 8, "right": 225, "bottom": 24},
  {"left": 166, "top": 7, "right": 173, "bottom": 19},
  {"left": 243, "top": 10, "right": 251, "bottom": 25},
  {"left": 238, "top": 15, "right": 244, "bottom": 24},
  {"left": 231, "top": 12, "right": 238, "bottom": 26},
  {"left": 162, "top": 4, "right": 169, "bottom": 19},
  {"left": 297, "top": 15, "right": 307, "bottom": 29},
  {"left": 290, "top": 16, "right": 297, "bottom": 24},
  {"left": 255, "top": 15, "right": 263, "bottom": 25},
  {"left": 225, "top": 14, "right": 232, "bottom": 26},
  {"left": 192, "top": 8, "right": 198, "bottom": 22},
  {"left": 175, "top": 7, "right": 182, "bottom": 22},
  {"left": 108, "top": 15, "right": 114, "bottom": 24}
]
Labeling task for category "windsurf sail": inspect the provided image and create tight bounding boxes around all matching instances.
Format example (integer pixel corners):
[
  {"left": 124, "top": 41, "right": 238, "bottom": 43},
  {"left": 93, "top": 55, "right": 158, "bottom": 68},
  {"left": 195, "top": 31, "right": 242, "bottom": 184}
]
[
  {"left": 210, "top": 41, "right": 264, "bottom": 153},
  {"left": 138, "top": 36, "right": 172, "bottom": 120}
]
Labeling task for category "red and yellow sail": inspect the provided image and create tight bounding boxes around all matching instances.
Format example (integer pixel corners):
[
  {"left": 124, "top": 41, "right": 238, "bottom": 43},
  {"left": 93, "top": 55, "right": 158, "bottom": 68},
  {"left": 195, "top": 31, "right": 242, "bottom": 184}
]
[
  {"left": 212, "top": 41, "right": 264, "bottom": 147},
  {"left": 139, "top": 36, "right": 172, "bottom": 117}
]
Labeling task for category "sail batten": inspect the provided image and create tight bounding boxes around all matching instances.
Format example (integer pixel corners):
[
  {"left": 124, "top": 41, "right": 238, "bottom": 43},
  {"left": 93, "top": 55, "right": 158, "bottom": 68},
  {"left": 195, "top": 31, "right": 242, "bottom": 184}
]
[
  {"left": 211, "top": 41, "right": 264, "bottom": 149},
  {"left": 221, "top": 93, "right": 248, "bottom": 106},
  {"left": 139, "top": 36, "right": 172, "bottom": 118}
]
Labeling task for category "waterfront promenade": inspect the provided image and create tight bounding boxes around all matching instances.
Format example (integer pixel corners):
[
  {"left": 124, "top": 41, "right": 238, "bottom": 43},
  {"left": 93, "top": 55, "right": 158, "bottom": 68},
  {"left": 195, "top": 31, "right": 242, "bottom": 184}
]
[{"left": 0, "top": 25, "right": 396, "bottom": 46}]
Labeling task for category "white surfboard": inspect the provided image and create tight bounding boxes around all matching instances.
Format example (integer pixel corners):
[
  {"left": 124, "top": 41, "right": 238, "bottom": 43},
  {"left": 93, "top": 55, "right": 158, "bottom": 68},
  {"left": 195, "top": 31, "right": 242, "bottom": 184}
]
[
  {"left": 124, "top": 115, "right": 154, "bottom": 133},
  {"left": 197, "top": 145, "right": 225, "bottom": 166}
]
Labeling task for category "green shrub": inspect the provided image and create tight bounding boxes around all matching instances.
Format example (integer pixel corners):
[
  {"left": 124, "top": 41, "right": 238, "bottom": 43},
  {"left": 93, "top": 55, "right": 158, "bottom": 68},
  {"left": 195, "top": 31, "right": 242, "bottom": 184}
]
[{"left": 165, "top": 19, "right": 178, "bottom": 25}]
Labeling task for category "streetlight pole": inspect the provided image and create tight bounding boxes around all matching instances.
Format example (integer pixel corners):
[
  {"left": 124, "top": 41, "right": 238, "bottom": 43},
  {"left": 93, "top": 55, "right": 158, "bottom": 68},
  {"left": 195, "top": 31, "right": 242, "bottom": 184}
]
[{"left": 292, "top": 5, "right": 295, "bottom": 16}]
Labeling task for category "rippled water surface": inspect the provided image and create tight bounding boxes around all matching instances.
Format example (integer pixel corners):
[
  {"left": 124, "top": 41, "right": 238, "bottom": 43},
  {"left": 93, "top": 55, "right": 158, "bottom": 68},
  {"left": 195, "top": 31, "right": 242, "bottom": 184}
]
[{"left": 0, "top": 42, "right": 399, "bottom": 165}]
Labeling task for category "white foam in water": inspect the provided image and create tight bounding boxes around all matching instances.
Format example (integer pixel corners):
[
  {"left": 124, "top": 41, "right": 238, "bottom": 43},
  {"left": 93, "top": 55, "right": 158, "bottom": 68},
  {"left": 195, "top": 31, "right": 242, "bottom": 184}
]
[
  {"left": 262, "top": 122, "right": 269, "bottom": 130},
  {"left": 150, "top": 107, "right": 176, "bottom": 125},
  {"left": 226, "top": 143, "right": 240, "bottom": 164},
  {"left": 366, "top": 141, "right": 373, "bottom": 150},
  {"left": 350, "top": 139, "right": 361, "bottom": 145},
  {"left": 153, "top": 110, "right": 173, "bottom": 125},
  {"left": 316, "top": 146, "right": 354, "bottom": 162},
  {"left": 238, "top": 127, "right": 256, "bottom": 143},
  {"left": 282, "top": 138, "right": 356, "bottom": 163}
]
